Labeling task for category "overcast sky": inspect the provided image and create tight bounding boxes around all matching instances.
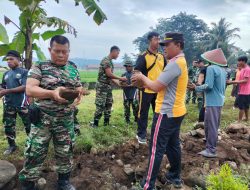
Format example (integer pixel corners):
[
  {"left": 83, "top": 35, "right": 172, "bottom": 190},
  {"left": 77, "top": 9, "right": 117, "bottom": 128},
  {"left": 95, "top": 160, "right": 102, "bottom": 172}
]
[{"left": 0, "top": 0, "right": 250, "bottom": 61}]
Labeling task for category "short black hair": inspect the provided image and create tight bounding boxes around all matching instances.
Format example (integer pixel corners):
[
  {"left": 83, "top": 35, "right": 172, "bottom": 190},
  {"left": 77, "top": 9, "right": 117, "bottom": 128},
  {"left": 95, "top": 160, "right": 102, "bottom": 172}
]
[
  {"left": 174, "top": 41, "right": 184, "bottom": 50},
  {"left": 50, "top": 35, "right": 70, "bottom": 47},
  {"left": 110, "top": 46, "right": 120, "bottom": 52},
  {"left": 238, "top": 56, "right": 248, "bottom": 63},
  {"left": 147, "top": 32, "right": 159, "bottom": 41}
]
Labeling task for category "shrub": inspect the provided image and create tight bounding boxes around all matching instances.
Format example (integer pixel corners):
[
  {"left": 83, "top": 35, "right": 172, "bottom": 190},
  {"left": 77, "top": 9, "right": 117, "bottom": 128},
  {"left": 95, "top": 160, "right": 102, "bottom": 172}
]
[{"left": 206, "top": 164, "right": 249, "bottom": 190}]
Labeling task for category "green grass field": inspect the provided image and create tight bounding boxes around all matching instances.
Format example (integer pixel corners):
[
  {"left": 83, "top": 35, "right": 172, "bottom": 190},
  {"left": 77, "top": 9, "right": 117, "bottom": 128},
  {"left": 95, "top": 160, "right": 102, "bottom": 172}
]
[
  {"left": 0, "top": 70, "right": 124, "bottom": 83},
  {"left": 0, "top": 86, "right": 248, "bottom": 161}
]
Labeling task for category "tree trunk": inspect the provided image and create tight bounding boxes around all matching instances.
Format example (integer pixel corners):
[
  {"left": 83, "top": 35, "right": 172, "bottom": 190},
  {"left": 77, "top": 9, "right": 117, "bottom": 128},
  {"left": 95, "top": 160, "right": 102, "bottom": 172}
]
[{"left": 24, "top": 22, "right": 33, "bottom": 70}]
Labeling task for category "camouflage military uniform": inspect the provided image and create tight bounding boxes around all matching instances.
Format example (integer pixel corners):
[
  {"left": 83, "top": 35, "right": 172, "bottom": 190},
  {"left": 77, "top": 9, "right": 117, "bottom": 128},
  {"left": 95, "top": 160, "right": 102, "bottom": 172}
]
[
  {"left": 73, "top": 107, "right": 80, "bottom": 135},
  {"left": 186, "top": 66, "right": 198, "bottom": 104},
  {"left": 92, "top": 56, "right": 114, "bottom": 126},
  {"left": 1, "top": 67, "right": 31, "bottom": 147},
  {"left": 19, "top": 60, "right": 82, "bottom": 182}
]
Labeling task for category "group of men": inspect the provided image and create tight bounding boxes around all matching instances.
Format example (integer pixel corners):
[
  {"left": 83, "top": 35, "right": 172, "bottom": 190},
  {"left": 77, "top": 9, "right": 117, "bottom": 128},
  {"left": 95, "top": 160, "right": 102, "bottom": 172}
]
[{"left": 0, "top": 31, "right": 249, "bottom": 190}]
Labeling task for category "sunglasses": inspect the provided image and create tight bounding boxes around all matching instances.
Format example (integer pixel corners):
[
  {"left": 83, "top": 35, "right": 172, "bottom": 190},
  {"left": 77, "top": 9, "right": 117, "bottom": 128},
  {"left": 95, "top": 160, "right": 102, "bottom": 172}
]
[{"left": 125, "top": 65, "right": 132, "bottom": 67}]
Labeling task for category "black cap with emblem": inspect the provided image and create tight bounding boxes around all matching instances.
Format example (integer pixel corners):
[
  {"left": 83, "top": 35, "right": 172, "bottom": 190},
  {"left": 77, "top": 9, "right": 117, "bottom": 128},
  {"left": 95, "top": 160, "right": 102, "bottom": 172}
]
[
  {"left": 159, "top": 32, "right": 184, "bottom": 46},
  {"left": 5, "top": 50, "right": 21, "bottom": 59}
]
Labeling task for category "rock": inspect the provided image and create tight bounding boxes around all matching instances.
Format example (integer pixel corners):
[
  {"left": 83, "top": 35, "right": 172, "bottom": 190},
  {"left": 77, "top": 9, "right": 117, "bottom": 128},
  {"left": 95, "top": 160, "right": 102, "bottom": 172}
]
[
  {"left": 166, "top": 164, "right": 170, "bottom": 169},
  {"left": 135, "top": 166, "right": 145, "bottom": 176},
  {"left": 0, "top": 160, "right": 16, "bottom": 189},
  {"left": 189, "top": 130, "right": 197, "bottom": 136},
  {"left": 183, "top": 140, "right": 195, "bottom": 151},
  {"left": 196, "top": 128, "right": 205, "bottom": 138},
  {"left": 225, "top": 161, "right": 237, "bottom": 170},
  {"left": 226, "top": 123, "right": 250, "bottom": 134},
  {"left": 240, "top": 149, "right": 250, "bottom": 161},
  {"left": 183, "top": 171, "right": 206, "bottom": 189},
  {"left": 231, "top": 146, "right": 237, "bottom": 151},
  {"left": 116, "top": 159, "right": 124, "bottom": 167},
  {"left": 114, "top": 183, "right": 121, "bottom": 190},
  {"left": 124, "top": 164, "right": 134, "bottom": 175},
  {"left": 37, "top": 178, "right": 46, "bottom": 190},
  {"left": 111, "top": 154, "right": 116, "bottom": 159},
  {"left": 194, "top": 122, "right": 205, "bottom": 129},
  {"left": 90, "top": 147, "right": 98, "bottom": 155},
  {"left": 120, "top": 186, "right": 128, "bottom": 190}
]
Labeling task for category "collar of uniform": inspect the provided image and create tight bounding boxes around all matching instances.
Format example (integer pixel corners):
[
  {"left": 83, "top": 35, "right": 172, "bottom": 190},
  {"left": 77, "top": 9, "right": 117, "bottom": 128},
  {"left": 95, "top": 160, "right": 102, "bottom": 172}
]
[
  {"left": 50, "top": 60, "right": 68, "bottom": 68},
  {"left": 169, "top": 52, "right": 184, "bottom": 62},
  {"left": 147, "top": 49, "right": 158, "bottom": 56}
]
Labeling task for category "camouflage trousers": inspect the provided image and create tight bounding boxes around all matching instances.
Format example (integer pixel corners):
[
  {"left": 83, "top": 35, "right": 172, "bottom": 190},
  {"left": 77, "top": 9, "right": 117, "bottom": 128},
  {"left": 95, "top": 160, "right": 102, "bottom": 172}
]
[
  {"left": 73, "top": 107, "right": 79, "bottom": 126},
  {"left": 3, "top": 104, "right": 31, "bottom": 145},
  {"left": 197, "top": 92, "right": 204, "bottom": 111},
  {"left": 124, "top": 99, "right": 139, "bottom": 122},
  {"left": 186, "top": 89, "right": 197, "bottom": 104},
  {"left": 19, "top": 111, "right": 75, "bottom": 182},
  {"left": 94, "top": 82, "right": 113, "bottom": 120}
]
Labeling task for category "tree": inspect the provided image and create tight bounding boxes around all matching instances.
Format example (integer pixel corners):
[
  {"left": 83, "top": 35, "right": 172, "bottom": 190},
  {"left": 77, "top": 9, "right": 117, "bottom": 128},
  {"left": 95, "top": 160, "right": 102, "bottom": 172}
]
[
  {"left": 133, "top": 12, "right": 209, "bottom": 65},
  {"left": 203, "top": 18, "right": 240, "bottom": 58},
  {"left": 122, "top": 53, "right": 133, "bottom": 63},
  {"left": 0, "top": 0, "right": 107, "bottom": 69}
]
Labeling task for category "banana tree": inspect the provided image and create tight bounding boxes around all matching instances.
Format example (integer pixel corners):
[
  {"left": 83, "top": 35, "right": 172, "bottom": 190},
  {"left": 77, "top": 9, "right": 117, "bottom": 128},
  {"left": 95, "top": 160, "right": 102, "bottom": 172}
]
[{"left": 0, "top": 0, "right": 107, "bottom": 69}]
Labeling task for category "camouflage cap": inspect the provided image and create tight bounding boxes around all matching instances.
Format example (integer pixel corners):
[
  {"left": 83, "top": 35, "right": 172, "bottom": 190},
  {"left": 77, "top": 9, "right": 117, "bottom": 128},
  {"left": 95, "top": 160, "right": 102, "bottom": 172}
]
[{"left": 123, "top": 60, "right": 134, "bottom": 67}]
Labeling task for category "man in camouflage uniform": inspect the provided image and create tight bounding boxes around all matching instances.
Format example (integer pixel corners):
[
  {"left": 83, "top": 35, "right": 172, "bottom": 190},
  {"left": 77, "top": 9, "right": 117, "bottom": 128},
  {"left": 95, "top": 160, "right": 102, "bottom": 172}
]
[
  {"left": 19, "top": 35, "right": 82, "bottom": 190},
  {"left": 121, "top": 60, "right": 139, "bottom": 124},
  {"left": 90, "top": 46, "right": 127, "bottom": 127},
  {"left": 0, "top": 50, "right": 31, "bottom": 155},
  {"left": 186, "top": 61, "right": 198, "bottom": 104}
]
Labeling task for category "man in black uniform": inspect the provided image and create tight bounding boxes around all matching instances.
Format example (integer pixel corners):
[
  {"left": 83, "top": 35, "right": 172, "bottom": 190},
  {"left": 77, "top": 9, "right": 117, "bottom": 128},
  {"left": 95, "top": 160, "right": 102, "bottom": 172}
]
[
  {"left": 0, "top": 50, "right": 30, "bottom": 155},
  {"left": 135, "top": 32, "right": 166, "bottom": 144}
]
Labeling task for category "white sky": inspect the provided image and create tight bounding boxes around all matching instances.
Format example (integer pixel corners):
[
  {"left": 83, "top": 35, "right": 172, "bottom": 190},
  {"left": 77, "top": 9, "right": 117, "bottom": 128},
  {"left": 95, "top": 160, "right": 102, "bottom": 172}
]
[{"left": 0, "top": 0, "right": 250, "bottom": 61}]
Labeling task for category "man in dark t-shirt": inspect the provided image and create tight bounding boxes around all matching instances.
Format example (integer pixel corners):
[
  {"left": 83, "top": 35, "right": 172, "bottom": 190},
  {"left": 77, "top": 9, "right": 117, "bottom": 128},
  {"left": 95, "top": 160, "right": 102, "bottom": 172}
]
[
  {"left": 0, "top": 50, "right": 30, "bottom": 155},
  {"left": 196, "top": 60, "right": 207, "bottom": 122},
  {"left": 121, "top": 60, "right": 138, "bottom": 124}
]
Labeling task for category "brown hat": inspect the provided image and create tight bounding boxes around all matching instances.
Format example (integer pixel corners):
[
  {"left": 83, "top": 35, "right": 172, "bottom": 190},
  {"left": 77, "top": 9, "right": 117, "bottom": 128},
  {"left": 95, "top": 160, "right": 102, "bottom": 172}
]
[{"left": 201, "top": 48, "right": 227, "bottom": 67}]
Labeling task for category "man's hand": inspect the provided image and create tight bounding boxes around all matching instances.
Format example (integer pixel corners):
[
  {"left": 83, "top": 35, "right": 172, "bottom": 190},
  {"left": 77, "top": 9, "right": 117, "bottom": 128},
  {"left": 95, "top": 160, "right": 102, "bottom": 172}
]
[
  {"left": 131, "top": 71, "right": 145, "bottom": 88},
  {"left": 52, "top": 87, "right": 68, "bottom": 104},
  {"left": 0, "top": 89, "right": 8, "bottom": 98},
  {"left": 119, "top": 77, "right": 127, "bottom": 82},
  {"left": 187, "top": 82, "right": 196, "bottom": 90},
  {"left": 226, "top": 80, "right": 233, "bottom": 85}
]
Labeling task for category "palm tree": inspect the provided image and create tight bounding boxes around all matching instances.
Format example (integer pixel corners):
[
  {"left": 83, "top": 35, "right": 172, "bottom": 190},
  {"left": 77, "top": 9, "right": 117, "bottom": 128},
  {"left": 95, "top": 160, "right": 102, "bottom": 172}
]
[{"left": 203, "top": 18, "right": 240, "bottom": 58}]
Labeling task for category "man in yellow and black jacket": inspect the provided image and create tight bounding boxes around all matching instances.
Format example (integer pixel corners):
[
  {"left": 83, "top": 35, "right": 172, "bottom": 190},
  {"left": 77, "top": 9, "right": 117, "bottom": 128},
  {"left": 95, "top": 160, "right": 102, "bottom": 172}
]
[{"left": 135, "top": 32, "right": 166, "bottom": 144}]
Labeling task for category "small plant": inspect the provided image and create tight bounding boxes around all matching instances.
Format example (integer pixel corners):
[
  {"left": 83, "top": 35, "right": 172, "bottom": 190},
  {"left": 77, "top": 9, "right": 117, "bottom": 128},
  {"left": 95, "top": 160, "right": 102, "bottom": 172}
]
[{"left": 206, "top": 163, "right": 249, "bottom": 190}]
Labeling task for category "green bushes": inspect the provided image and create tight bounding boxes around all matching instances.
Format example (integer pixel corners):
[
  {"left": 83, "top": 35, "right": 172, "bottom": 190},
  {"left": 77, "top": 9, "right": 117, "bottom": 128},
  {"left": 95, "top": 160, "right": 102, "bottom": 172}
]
[{"left": 206, "top": 164, "right": 249, "bottom": 190}]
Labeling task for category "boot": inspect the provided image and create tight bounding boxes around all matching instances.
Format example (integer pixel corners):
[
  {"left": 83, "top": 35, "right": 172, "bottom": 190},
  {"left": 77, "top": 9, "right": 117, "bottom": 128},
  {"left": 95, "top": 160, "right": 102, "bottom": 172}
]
[
  {"left": 20, "top": 180, "right": 37, "bottom": 190},
  {"left": 25, "top": 126, "right": 31, "bottom": 136},
  {"left": 90, "top": 119, "right": 98, "bottom": 128},
  {"left": 4, "top": 137, "right": 17, "bottom": 155},
  {"left": 57, "top": 172, "right": 75, "bottom": 190},
  {"left": 104, "top": 118, "right": 110, "bottom": 126}
]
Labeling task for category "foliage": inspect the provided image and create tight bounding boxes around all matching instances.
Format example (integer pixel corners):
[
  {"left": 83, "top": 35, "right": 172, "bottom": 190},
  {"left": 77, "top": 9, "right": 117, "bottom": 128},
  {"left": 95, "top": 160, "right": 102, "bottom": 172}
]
[
  {"left": 122, "top": 53, "right": 133, "bottom": 64},
  {"left": 133, "top": 12, "right": 208, "bottom": 65},
  {"left": 133, "top": 13, "right": 246, "bottom": 67},
  {"left": 206, "top": 164, "right": 249, "bottom": 190},
  {"left": 0, "top": 0, "right": 107, "bottom": 69},
  {"left": 202, "top": 18, "right": 240, "bottom": 63}
]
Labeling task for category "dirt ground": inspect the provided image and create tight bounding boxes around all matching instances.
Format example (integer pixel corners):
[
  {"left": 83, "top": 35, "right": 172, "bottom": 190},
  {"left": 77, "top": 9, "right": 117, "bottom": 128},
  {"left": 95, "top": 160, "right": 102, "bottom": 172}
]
[{"left": 8, "top": 123, "right": 250, "bottom": 190}]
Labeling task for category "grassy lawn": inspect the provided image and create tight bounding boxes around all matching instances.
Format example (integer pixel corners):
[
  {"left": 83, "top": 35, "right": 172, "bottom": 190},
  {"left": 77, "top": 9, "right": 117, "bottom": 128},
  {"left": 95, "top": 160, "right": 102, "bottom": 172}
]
[
  {"left": 0, "top": 70, "right": 123, "bottom": 83},
  {"left": 0, "top": 85, "right": 247, "bottom": 161}
]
